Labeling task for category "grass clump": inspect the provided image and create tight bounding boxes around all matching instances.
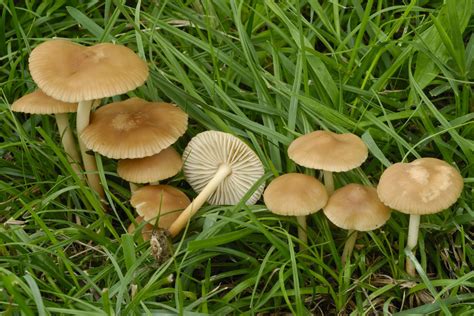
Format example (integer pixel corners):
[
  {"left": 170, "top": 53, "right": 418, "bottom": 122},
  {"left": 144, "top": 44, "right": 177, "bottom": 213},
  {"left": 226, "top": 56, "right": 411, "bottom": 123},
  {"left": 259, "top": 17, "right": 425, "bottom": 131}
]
[{"left": 1, "top": 0, "right": 473, "bottom": 314}]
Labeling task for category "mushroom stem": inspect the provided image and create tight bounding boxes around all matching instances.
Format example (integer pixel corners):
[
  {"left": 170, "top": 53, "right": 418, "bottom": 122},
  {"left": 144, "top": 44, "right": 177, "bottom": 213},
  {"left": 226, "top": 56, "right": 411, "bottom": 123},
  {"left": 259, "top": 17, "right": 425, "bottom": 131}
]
[
  {"left": 341, "top": 230, "right": 357, "bottom": 265},
  {"left": 168, "top": 163, "right": 232, "bottom": 237},
  {"left": 129, "top": 183, "right": 139, "bottom": 193},
  {"left": 323, "top": 170, "right": 334, "bottom": 194},
  {"left": 54, "top": 113, "right": 82, "bottom": 178},
  {"left": 296, "top": 216, "right": 308, "bottom": 245},
  {"left": 406, "top": 214, "right": 421, "bottom": 277},
  {"left": 77, "top": 100, "right": 105, "bottom": 199}
]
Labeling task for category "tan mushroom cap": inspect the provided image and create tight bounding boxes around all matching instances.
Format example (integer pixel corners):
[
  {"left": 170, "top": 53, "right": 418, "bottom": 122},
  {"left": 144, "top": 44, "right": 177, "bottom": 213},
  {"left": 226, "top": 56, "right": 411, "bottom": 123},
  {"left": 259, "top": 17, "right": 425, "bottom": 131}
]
[
  {"left": 323, "top": 184, "right": 390, "bottom": 231},
  {"left": 29, "top": 39, "right": 149, "bottom": 102},
  {"left": 128, "top": 216, "right": 154, "bottom": 241},
  {"left": 117, "top": 147, "right": 182, "bottom": 183},
  {"left": 377, "top": 158, "right": 464, "bottom": 215},
  {"left": 11, "top": 90, "right": 77, "bottom": 114},
  {"left": 183, "top": 131, "right": 265, "bottom": 205},
  {"left": 80, "top": 98, "right": 188, "bottom": 159},
  {"left": 130, "top": 185, "right": 191, "bottom": 225},
  {"left": 288, "top": 130, "right": 368, "bottom": 172},
  {"left": 263, "top": 173, "right": 328, "bottom": 216}
]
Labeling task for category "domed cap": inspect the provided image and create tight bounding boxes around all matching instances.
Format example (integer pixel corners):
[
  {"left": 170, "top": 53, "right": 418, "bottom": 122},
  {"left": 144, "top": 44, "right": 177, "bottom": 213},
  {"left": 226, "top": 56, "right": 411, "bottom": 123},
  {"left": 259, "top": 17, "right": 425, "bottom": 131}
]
[
  {"left": 183, "top": 131, "right": 265, "bottom": 205},
  {"left": 29, "top": 39, "right": 149, "bottom": 102},
  {"left": 323, "top": 184, "right": 390, "bottom": 231},
  {"left": 117, "top": 147, "right": 182, "bottom": 183},
  {"left": 288, "top": 130, "right": 368, "bottom": 172},
  {"left": 377, "top": 158, "right": 464, "bottom": 215},
  {"left": 130, "top": 185, "right": 190, "bottom": 225},
  {"left": 11, "top": 90, "right": 77, "bottom": 114},
  {"left": 128, "top": 216, "right": 154, "bottom": 241},
  {"left": 263, "top": 173, "right": 328, "bottom": 216},
  {"left": 80, "top": 98, "right": 188, "bottom": 159}
]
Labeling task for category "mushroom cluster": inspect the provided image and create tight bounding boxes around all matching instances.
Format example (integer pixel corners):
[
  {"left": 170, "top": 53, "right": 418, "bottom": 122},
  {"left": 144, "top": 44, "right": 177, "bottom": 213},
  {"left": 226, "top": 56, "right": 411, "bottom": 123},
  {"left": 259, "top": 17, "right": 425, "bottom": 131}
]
[{"left": 263, "top": 129, "right": 463, "bottom": 276}]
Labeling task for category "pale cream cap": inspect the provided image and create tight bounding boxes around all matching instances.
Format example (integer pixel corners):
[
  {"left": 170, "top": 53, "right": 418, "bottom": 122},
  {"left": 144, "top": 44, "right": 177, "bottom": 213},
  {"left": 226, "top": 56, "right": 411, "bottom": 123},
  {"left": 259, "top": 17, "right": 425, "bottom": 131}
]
[
  {"left": 11, "top": 90, "right": 77, "bottom": 114},
  {"left": 377, "top": 158, "right": 464, "bottom": 215},
  {"left": 323, "top": 184, "right": 391, "bottom": 231},
  {"left": 263, "top": 173, "right": 328, "bottom": 216},
  {"left": 288, "top": 130, "right": 368, "bottom": 172}
]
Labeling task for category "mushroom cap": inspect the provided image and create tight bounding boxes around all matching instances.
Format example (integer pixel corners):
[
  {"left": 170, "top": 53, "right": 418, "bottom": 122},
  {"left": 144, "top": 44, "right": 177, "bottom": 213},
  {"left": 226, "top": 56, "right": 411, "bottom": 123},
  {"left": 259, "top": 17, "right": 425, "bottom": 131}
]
[
  {"left": 130, "top": 185, "right": 190, "bottom": 225},
  {"left": 323, "top": 184, "right": 391, "bottom": 231},
  {"left": 263, "top": 173, "right": 328, "bottom": 216},
  {"left": 127, "top": 216, "right": 154, "bottom": 241},
  {"left": 183, "top": 131, "right": 265, "bottom": 205},
  {"left": 288, "top": 130, "right": 368, "bottom": 172},
  {"left": 377, "top": 158, "right": 464, "bottom": 215},
  {"left": 11, "top": 90, "right": 77, "bottom": 114},
  {"left": 117, "top": 147, "right": 182, "bottom": 183},
  {"left": 80, "top": 98, "right": 188, "bottom": 159},
  {"left": 29, "top": 39, "right": 149, "bottom": 102}
]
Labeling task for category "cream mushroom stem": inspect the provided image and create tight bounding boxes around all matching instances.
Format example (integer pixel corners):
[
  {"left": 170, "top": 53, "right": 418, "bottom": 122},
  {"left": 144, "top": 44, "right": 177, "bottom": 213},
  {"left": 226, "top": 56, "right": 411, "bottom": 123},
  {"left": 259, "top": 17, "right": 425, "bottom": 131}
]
[
  {"left": 168, "top": 163, "right": 232, "bottom": 237},
  {"left": 54, "top": 113, "right": 82, "bottom": 178},
  {"left": 406, "top": 214, "right": 421, "bottom": 277},
  {"left": 77, "top": 100, "right": 105, "bottom": 199},
  {"left": 129, "top": 183, "right": 139, "bottom": 193},
  {"left": 341, "top": 229, "right": 357, "bottom": 265},
  {"left": 296, "top": 216, "right": 308, "bottom": 245},
  {"left": 323, "top": 170, "right": 335, "bottom": 194}
]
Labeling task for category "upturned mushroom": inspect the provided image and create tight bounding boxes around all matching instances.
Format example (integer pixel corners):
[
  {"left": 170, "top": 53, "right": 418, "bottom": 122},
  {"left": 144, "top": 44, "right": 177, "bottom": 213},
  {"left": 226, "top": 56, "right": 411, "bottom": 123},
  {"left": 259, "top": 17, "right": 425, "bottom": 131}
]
[
  {"left": 288, "top": 130, "right": 368, "bottom": 194},
  {"left": 167, "top": 131, "right": 265, "bottom": 237},
  {"left": 323, "top": 184, "right": 391, "bottom": 265},
  {"left": 117, "top": 147, "right": 183, "bottom": 192},
  {"left": 263, "top": 173, "right": 328, "bottom": 244},
  {"left": 29, "top": 39, "right": 149, "bottom": 199},
  {"left": 377, "top": 158, "right": 463, "bottom": 276},
  {"left": 11, "top": 90, "right": 81, "bottom": 177}
]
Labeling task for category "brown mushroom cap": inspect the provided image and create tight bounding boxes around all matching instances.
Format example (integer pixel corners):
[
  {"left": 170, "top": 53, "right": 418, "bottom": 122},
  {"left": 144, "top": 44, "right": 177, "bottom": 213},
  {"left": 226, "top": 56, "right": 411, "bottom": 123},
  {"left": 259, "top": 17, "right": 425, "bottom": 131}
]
[
  {"left": 130, "top": 184, "right": 190, "bottom": 225},
  {"left": 183, "top": 131, "right": 265, "bottom": 205},
  {"left": 288, "top": 130, "right": 368, "bottom": 172},
  {"left": 127, "top": 216, "right": 154, "bottom": 241},
  {"left": 377, "top": 158, "right": 464, "bottom": 215},
  {"left": 117, "top": 147, "right": 182, "bottom": 183},
  {"left": 11, "top": 90, "right": 77, "bottom": 114},
  {"left": 323, "top": 184, "right": 391, "bottom": 231},
  {"left": 263, "top": 173, "right": 328, "bottom": 216},
  {"left": 29, "top": 39, "right": 149, "bottom": 102},
  {"left": 80, "top": 98, "right": 188, "bottom": 159}
]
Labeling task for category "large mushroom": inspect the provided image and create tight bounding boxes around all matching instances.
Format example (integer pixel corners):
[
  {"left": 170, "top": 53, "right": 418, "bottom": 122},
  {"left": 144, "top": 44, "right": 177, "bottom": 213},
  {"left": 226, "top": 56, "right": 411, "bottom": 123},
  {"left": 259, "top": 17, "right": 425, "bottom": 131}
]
[
  {"left": 288, "top": 130, "right": 368, "bottom": 194},
  {"left": 323, "top": 184, "right": 391, "bottom": 265},
  {"left": 11, "top": 90, "right": 81, "bottom": 177},
  {"left": 377, "top": 158, "right": 463, "bottom": 276},
  {"left": 167, "top": 131, "right": 265, "bottom": 237},
  {"left": 263, "top": 173, "right": 328, "bottom": 244},
  {"left": 29, "top": 39, "right": 149, "bottom": 198}
]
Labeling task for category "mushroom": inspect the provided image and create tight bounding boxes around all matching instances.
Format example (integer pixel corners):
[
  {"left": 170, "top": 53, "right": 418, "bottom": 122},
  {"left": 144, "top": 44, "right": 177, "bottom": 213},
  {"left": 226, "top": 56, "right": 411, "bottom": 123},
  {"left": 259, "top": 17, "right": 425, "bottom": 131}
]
[
  {"left": 128, "top": 216, "right": 154, "bottom": 241},
  {"left": 29, "top": 39, "right": 149, "bottom": 198},
  {"left": 288, "top": 130, "right": 368, "bottom": 194},
  {"left": 117, "top": 147, "right": 183, "bottom": 192},
  {"left": 167, "top": 131, "right": 265, "bottom": 237},
  {"left": 80, "top": 98, "right": 187, "bottom": 159},
  {"left": 323, "top": 184, "right": 391, "bottom": 265},
  {"left": 11, "top": 90, "right": 82, "bottom": 177},
  {"left": 377, "top": 158, "right": 463, "bottom": 276},
  {"left": 263, "top": 173, "right": 328, "bottom": 244}
]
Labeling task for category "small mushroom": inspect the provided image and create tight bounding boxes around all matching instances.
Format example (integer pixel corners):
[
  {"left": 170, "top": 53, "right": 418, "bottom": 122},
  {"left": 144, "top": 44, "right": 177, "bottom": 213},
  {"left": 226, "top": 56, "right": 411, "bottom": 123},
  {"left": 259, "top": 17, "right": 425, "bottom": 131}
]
[
  {"left": 117, "top": 147, "right": 183, "bottom": 191},
  {"left": 288, "top": 130, "right": 368, "bottom": 194},
  {"left": 29, "top": 39, "right": 149, "bottom": 199},
  {"left": 81, "top": 98, "right": 188, "bottom": 159},
  {"left": 377, "top": 158, "right": 463, "bottom": 276},
  {"left": 323, "top": 184, "right": 390, "bottom": 265},
  {"left": 128, "top": 216, "right": 154, "bottom": 241},
  {"left": 167, "top": 131, "right": 265, "bottom": 237},
  {"left": 263, "top": 173, "right": 328, "bottom": 244},
  {"left": 11, "top": 90, "right": 81, "bottom": 177}
]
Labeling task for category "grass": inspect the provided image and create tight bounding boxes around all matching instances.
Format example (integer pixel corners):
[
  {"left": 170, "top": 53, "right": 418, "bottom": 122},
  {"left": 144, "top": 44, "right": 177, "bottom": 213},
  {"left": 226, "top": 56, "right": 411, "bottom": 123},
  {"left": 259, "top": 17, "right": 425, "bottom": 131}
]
[{"left": 1, "top": 0, "right": 473, "bottom": 314}]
